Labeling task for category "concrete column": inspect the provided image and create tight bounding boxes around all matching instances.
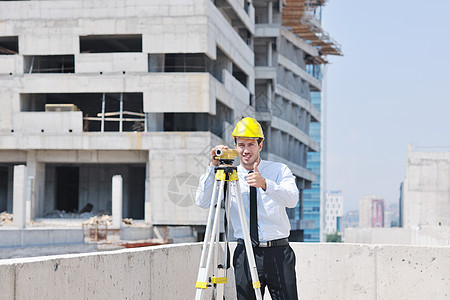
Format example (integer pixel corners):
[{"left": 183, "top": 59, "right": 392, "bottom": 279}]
[
  {"left": 25, "top": 176, "right": 34, "bottom": 223},
  {"left": 267, "top": 42, "right": 272, "bottom": 67},
  {"left": 112, "top": 175, "right": 123, "bottom": 229},
  {"left": 268, "top": 1, "right": 273, "bottom": 24},
  {"left": 144, "top": 157, "right": 152, "bottom": 225},
  {"left": 147, "top": 113, "right": 164, "bottom": 131},
  {"left": 26, "top": 150, "right": 45, "bottom": 219},
  {"left": 13, "top": 165, "right": 27, "bottom": 228}
]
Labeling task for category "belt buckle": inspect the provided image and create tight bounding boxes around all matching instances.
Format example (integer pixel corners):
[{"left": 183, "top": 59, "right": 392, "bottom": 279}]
[{"left": 258, "top": 241, "right": 269, "bottom": 247}]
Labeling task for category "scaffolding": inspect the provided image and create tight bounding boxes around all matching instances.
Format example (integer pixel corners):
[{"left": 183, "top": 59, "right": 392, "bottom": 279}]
[
  {"left": 282, "top": 0, "right": 342, "bottom": 57},
  {"left": 83, "top": 93, "right": 146, "bottom": 132}
]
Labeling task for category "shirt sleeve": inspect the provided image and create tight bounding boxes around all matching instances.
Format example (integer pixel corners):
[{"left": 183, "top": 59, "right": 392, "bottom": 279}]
[
  {"left": 261, "top": 164, "right": 299, "bottom": 208},
  {"left": 195, "top": 166, "right": 216, "bottom": 208}
]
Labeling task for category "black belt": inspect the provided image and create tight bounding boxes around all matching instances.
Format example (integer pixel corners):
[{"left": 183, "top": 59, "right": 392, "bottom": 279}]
[{"left": 237, "top": 237, "right": 289, "bottom": 248}]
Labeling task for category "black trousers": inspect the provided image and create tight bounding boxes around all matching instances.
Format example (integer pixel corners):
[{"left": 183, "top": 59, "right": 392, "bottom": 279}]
[{"left": 233, "top": 243, "right": 298, "bottom": 300}]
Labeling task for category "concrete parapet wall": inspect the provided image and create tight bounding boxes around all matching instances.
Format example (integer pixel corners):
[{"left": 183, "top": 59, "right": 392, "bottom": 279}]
[
  {"left": 223, "top": 69, "right": 249, "bottom": 105},
  {"left": 0, "top": 56, "right": 23, "bottom": 75},
  {"left": 12, "top": 112, "right": 83, "bottom": 134},
  {"left": 75, "top": 53, "right": 148, "bottom": 74},
  {"left": 274, "top": 84, "right": 321, "bottom": 122},
  {"left": 142, "top": 73, "right": 214, "bottom": 113},
  {"left": 278, "top": 54, "right": 321, "bottom": 90},
  {"left": 2, "top": 243, "right": 449, "bottom": 299},
  {"left": 0, "top": 243, "right": 98, "bottom": 260},
  {"left": 0, "top": 243, "right": 203, "bottom": 300}
]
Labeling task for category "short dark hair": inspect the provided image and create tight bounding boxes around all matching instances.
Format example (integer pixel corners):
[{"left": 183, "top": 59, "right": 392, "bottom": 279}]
[{"left": 234, "top": 137, "right": 263, "bottom": 145}]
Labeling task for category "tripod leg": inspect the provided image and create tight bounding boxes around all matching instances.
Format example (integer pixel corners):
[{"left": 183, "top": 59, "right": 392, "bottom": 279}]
[
  {"left": 232, "top": 181, "right": 263, "bottom": 300},
  {"left": 196, "top": 180, "right": 220, "bottom": 299},
  {"left": 215, "top": 181, "right": 232, "bottom": 300},
  {"left": 196, "top": 180, "right": 226, "bottom": 300}
]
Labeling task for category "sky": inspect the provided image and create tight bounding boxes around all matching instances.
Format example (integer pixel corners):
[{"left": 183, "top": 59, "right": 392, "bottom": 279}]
[{"left": 322, "top": 0, "right": 450, "bottom": 212}]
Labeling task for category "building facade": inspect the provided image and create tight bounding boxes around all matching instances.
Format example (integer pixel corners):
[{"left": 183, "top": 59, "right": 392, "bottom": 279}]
[
  {"left": 324, "top": 190, "right": 343, "bottom": 234},
  {"left": 402, "top": 144, "right": 450, "bottom": 228},
  {"left": 0, "top": 0, "right": 340, "bottom": 243},
  {"left": 303, "top": 90, "right": 322, "bottom": 241},
  {"left": 359, "top": 195, "right": 384, "bottom": 228},
  {"left": 345, "top": 145, "right": 450, "bottom": 245}
]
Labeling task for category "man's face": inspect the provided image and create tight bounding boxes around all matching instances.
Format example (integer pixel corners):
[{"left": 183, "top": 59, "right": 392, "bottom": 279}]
[{"left": 235, "top": 137, "right": 263, "bottom": 170}]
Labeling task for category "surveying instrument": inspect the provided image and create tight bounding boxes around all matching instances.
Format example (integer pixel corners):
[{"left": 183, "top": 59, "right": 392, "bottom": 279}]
[{"left": 195, "top": 148, "right": 262, "bottom": 300}]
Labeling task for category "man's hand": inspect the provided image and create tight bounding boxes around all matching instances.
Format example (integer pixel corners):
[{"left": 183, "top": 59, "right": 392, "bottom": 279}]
[
  {"left": 247, "top": 161, "right": 267, "bottom": 190},
  {"left": 209, "top": 145, "right": 229, "bottom": 166}
]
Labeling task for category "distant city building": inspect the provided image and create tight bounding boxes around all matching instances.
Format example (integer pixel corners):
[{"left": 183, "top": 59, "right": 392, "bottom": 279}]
[
  {"left": 303, "top": 91, "right": 322, "bottom": 242},
  {"left": 384, "top": 202, "right": 399, "bottom": 228},
  {"left": 343, "top": 210, "right": 359, "bottom": 228},
  {"left": 324, "top": 191, "right": 344, "bottom": 234},
  {"left": 359, "top": 195, "right": 384, "bottom": 228},
  {"left": 346, "top": 145, "right": 450, "bottom": 245}
]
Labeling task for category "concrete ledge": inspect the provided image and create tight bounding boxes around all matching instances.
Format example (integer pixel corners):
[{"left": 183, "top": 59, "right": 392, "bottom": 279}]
[
  {"left": 143, "top": 73, "right": 213, "bottom": 113},
  {"left": 271, "top": 116, "right": 319, "bottom": 152},
  {"left": 0, "top": 228, "right": 84, "bottom": 247},
  {"left": 0, "top": 131, "right": 212, "bottom": 151},
  {"left": 255, "top": 24, "right": 281, "bottom": 37},
  {"left": 1, "top": 243, "right": 449, "bottom": 299},
  {"left": 275, "top": 83, "right": 321, "bottom": 122},
  {"left": 12, "top": 112, "right": 83, "bottom": 134},
  {"left": 0, "top": 243, "right": 98, "bottom": 260},
  {"left": 223, "top": 69, "right": 249, "bottom": 105},
  {"left": 280, "top": 27, "right": 319, "bottom": 57},
  {"left": 255, "top": 66, "right": 277, "bottom": 80},
  {"left": 0, "top": 55, "right": 23, "bottom": 75},
  {"left": 345, "top": 226, "right": 450, "bottom": 246},
  {"left": 278, "top": 54, "right": 322, "bottom": 90},
  {"left": 0, "top": 243, "right": 204, "bottom": 300},
  {"left": 75, "top": 53, "right": 148, "bottom": 74}
]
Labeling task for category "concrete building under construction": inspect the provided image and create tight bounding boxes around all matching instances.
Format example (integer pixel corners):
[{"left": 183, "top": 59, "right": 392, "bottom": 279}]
[{"left": 0, "top": 0, "right": 340, "bottom": 253}]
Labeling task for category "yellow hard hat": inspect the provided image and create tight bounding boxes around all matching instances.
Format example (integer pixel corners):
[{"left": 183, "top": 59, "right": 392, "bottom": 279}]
[{"left": 232, "top": 117, "right": 265, "bottom": 141}]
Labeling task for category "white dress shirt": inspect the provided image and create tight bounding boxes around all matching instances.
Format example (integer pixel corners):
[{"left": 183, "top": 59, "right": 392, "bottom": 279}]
[{"left": 195, "top": 160, "right": 299, "bottom": 241}]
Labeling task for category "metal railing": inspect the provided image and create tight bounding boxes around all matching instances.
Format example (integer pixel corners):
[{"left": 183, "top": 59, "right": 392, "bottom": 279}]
[{"left": 82, "top": 93, "right": 146, "bottom": 132}]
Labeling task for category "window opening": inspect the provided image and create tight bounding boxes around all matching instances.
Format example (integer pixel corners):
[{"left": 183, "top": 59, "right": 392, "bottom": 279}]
[
  {"left": 149, "top": 53, "right": 209, "bottom": 73},
  {"left": 232, "top": 63, "right": 248, "bottom": 87},
  {"left": 56, "top": 167, "right": 79, "bottom": 213},
  {"left": 20, "top": 93, "right": 145, "bottom": 132},
  {"left": 80, "top": 35, "right": 142, "bottom": 53},
  {"left": 46, "top": 164, "right": 146, "bottom": 219},
  {"left": 0, "top": 167, "right": 8, "bottom": 213},
  {"left": 163, "top": 113, "right": 209, "bottom": 131},
  {"left": 0, "top": 36, "right": 18, "bottom": 55},
  {"left": 24, "top": 55, "right": 74, "bottom": 73}
]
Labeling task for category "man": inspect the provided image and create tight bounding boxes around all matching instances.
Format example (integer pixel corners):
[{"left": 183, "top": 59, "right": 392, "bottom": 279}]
[{"left": 195, "top": 117, "right": 299, "bottom": 299}]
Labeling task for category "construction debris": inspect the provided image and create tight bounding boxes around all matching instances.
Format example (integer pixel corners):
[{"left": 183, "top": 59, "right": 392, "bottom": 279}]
[
  {"left": 82, "top": 215, "right": 112, "bottom": 226},
  {"left": 44, "top": 210, "right": 109, "bottom": 219},
  {"left": 82, "top": 215, "right": 135, "bottom": 226},
  {"left": 122, "top": 218, "right": 133, "bottom": 225},
  {"left": 0, "top": 211, "right": 13, "bottom": 225}
]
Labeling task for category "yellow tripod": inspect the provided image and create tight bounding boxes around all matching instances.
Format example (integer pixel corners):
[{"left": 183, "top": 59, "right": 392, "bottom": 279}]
[{"left": 195, "top": 149, "right": 262, "bottom": 300}]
